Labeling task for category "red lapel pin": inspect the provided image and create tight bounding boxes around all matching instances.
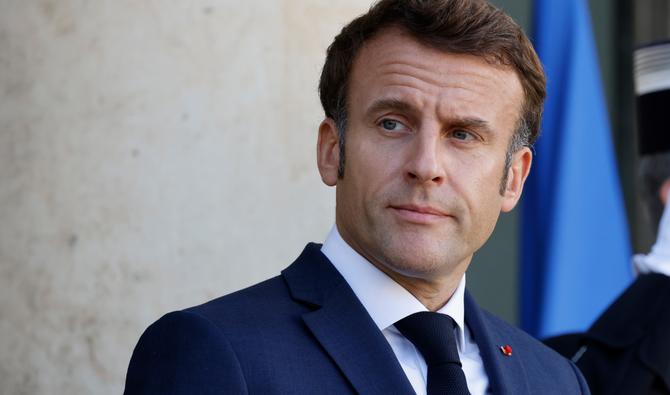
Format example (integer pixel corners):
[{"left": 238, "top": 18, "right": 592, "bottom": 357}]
[{"left": 499, "top": 344, "right": 513, "bottom": 356}]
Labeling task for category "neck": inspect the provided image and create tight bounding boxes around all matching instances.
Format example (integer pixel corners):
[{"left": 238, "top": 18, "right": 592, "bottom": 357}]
[
  {"left": 372, "top": 262, "right": 466, "bottom": 311},
  {"left": 333, "top": 224, "right": 470, "bottom": 312}
]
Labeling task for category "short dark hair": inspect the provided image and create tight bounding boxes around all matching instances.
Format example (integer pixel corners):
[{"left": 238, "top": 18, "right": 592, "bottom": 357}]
[
  {"left": 639, "top": 153, "right": 670, "bottom": 231},
  {"left": 318, "top": 0, "right": 546, "bottom": 185}
]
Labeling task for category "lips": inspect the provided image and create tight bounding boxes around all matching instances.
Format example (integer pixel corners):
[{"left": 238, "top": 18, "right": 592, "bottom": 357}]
[{"left": 389, "top": 204, "right": 451, "bottom": 224}]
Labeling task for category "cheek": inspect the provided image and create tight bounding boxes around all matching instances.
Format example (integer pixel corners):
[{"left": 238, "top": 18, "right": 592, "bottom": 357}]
[
  {"left": 450, "top": 149, "right": 502, "bottom": 185},
  {"left": 449, "top": 152, "right": 506, "bottom": 212},
  {"left": 349, "top": 141, "right": 401, "bottom": 191}
]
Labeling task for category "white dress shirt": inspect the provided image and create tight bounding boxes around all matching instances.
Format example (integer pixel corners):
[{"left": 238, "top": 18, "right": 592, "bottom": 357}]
[
  {"left": 321, "top": 226, "right": 489, "bottom": 395},
  {"left": 633, "top": 200, "right": 670, "bottom": 277}
]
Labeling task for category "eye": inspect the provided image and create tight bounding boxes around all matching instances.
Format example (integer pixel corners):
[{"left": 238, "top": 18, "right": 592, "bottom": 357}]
[
  {"left": 451, "top": 129, "right": 476, "bottom": 141},
  {"left": 379, "top": 119, "right": 407, "bottom": 132}
]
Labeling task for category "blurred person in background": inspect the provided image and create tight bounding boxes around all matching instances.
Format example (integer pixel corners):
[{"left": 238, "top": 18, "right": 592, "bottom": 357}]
[{"left": 546, "top": 40, "right": 670, "bottom": 395}]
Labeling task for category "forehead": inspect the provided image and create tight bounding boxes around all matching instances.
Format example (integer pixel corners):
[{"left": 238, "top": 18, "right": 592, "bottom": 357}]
[{"left": 347, "top": 28, "right": 524, "bottom": 127}]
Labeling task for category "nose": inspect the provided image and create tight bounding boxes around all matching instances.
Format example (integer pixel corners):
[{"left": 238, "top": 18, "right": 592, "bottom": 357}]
[{"left": 405, "top": 129, "right": 445, "bottom": 185}]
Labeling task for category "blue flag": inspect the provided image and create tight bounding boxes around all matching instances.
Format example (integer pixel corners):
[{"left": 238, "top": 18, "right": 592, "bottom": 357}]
[{"left": 521, "top": 0, "right": 633, "bottom": 338}]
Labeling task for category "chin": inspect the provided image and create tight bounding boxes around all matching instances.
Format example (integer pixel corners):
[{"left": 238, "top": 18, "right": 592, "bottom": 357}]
[{"left": 379, "top": 241, "right": 460, "bottom": 279}]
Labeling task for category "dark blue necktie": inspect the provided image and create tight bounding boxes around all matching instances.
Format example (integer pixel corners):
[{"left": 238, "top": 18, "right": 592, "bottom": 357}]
[{"left": 395, "top": 312, "right": 471, "bottom": 395}]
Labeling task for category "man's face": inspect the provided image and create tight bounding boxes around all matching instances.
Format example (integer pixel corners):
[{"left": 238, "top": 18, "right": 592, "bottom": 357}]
[{"left": 317, "top": 28, "right": 531, "bottom": 283}]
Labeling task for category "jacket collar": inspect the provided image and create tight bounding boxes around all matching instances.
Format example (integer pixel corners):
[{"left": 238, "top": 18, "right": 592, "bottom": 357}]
[{"left": 282, "top": 243, "right": 416, "bottom": 395}]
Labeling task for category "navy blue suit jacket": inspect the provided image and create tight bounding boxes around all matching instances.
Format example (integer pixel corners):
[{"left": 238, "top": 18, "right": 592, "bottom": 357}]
[{"left": 125, "top": 244, "right": 589, "bottom": 394}]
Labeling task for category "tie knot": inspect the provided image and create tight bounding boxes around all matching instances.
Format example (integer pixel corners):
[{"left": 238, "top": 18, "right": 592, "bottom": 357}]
[{"left": 395, "top": 311, "right": 461, "bottom": 366}]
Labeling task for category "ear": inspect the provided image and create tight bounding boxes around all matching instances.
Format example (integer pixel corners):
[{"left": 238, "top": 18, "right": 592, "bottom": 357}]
[
  {"left": 501, "top": 146, "right": 532, "bottom": 213},
  {"left": 316, "top": 118, "right": 340, "bottom": 186},
  {"left": 659, "top": 178, "right": 670, "bottom": 205}
]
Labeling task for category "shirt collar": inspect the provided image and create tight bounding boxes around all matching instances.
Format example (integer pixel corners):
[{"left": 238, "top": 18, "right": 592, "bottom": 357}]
[{"left": 321, "top": 225, "right": 467, "bottom": 349}]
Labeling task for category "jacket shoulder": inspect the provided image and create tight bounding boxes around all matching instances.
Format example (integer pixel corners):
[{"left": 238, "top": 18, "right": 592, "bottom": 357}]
[
  {"left": 124, "top": 275, "right": 298, "bottom": 394},
  {"left": 185, "top": 274, "right": 308, "bottom": 331},
  {"left": 124, "top": 310, "right": 248, "bottom": 394}
]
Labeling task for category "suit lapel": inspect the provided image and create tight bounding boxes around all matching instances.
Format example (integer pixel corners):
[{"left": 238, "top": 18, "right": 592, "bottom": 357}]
[
  {"left": 282, "top": 244, "right": 415, "bottom": 395},
  {"left": 465, "top": 290, "right": 530, "bottom": 395}
]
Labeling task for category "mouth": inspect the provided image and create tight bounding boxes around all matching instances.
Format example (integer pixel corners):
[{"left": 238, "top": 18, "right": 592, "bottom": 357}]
[{"left": 389, "top": 204, "right": 452, "bottom": 224}]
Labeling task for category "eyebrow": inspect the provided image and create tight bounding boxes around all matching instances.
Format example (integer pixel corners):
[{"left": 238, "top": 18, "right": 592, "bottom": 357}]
[
  {"left": 365, "top": 98, "right": 419, "bottom": 119},
  {"left": 365, "top": 98, "right": 494, "bottom": 134},
  {"left": 449, "top": 117, "right": 494, "bottom": 135}
]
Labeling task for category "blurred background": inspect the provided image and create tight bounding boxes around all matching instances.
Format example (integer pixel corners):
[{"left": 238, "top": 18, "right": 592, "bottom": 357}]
[{"left": 0, "top": 0, "right": 668, "bottom": 394}]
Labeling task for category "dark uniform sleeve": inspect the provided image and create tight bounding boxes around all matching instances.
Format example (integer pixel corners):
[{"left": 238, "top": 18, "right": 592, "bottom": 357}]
[
  {"left": 569, "top": 359, "right": 592, "bottom": 395},
  {"left": 124, "top": 310, "right": 248, "bottom": 395}
]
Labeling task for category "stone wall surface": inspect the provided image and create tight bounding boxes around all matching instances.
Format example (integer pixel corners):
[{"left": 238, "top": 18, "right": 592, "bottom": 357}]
[{"left": 0, "top": 1, "right": 370, "bottom": 393}]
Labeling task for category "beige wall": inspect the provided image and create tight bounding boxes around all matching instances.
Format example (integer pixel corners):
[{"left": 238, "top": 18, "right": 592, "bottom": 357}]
[{"left": 0, "top": 1, "right": 371, "bottom": 393}]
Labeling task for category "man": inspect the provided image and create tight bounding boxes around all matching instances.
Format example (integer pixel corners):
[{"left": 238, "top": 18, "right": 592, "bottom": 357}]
[
  {"left": 124, "top": 1, "right": 589, "bottom": 393},
  {"left": 545, "top": 41, "right": 670, "bottom": 395}
]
